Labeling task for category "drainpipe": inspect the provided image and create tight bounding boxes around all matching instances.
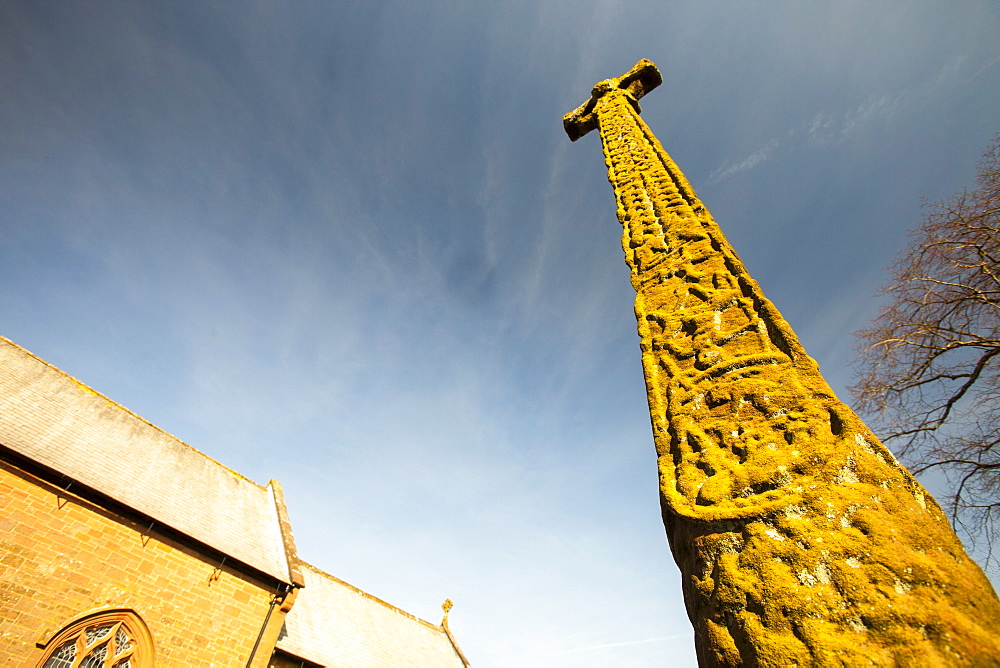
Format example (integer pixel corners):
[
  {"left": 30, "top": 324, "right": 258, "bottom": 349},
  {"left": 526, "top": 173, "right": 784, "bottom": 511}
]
[{"left": 246, "top": 584, "right": 292, "bottom": 668}]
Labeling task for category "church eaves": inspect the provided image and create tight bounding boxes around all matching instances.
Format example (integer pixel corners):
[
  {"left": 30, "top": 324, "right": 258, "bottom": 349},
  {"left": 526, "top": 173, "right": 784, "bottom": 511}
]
[
  {"left": 0, "top": 336, "right": 298, "bottom": 585},
  {"left": 275, "top": 562, "right": 469, "bottom": 667}
]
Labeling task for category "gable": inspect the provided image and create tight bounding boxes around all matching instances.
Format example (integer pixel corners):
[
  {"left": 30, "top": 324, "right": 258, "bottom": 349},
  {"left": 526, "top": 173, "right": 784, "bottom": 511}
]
[{"left": 0, "top": 337, "right": 293, "bottom": 584}]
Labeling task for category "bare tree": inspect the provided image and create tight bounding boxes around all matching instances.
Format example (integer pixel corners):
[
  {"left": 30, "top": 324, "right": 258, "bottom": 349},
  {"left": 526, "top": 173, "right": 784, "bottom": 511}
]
[{"left": 852, "top": 134, "right": 1000, "bottom": 568}]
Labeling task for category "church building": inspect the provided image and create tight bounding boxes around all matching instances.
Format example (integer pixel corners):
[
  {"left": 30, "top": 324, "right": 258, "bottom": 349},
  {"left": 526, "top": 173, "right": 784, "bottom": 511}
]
[{"left": 0, "top": 336, "right": 468, "bottom": 667}]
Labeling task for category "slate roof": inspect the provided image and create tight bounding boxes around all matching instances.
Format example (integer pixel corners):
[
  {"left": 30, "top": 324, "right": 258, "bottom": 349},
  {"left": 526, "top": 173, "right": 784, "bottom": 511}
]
[
  {"left": 0, "top": 337, "right": 295, "bottom": 584},
  {"left": 276, "top": 563, "right": 469, "bottom": 667}
]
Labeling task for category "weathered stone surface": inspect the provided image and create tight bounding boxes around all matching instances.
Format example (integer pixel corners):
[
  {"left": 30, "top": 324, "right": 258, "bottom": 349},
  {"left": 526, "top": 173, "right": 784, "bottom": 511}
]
[{"left": 565, "top": 60, "right": 1000, "bottom": 666}]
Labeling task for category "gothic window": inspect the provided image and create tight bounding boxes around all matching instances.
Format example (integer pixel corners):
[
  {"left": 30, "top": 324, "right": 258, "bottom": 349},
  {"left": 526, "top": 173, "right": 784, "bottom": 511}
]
[
  {"left": 38, "top": 610, "right": 153, "bottom": 668},
  {"left": 268, "top": 649, "right": 323, "bottom": 668}
]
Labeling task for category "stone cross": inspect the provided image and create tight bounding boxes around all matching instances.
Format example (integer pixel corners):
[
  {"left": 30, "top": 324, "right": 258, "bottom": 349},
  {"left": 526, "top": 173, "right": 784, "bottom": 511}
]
[{"left": 565, "top": 59, "right": 1000, "bottom": 666}]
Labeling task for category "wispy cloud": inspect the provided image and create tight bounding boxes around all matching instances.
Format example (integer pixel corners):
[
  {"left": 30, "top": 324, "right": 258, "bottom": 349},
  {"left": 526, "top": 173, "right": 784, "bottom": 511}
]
[
  {"left": 709, "top": 138, "right": 780, "bottom": 183},
  {"left": 5, "top": 4, "right": 998, "bottom": 667},
  {"left": 550, "top": 634, "right": 688, "bottom": 655},
  {"left": 710, "top": 93, "right": 904, "bottom": 184},
  {"left": 965, "top": 52, "right": 1000, "bottom": 85}
]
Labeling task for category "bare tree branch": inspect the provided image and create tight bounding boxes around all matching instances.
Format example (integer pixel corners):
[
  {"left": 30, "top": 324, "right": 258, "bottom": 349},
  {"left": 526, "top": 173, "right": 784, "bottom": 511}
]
[{"left": 852, "top": 133, "right": 1000, "bottom": 571}]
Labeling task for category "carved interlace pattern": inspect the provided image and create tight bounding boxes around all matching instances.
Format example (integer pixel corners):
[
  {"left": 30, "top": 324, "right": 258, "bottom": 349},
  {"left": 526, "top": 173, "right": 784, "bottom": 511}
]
[
  {"left": 576, "top": 79, "right": 1000, "bottom": 665},
  {"left": 598, "top": 91, "right": 860, "bottom": 519}
]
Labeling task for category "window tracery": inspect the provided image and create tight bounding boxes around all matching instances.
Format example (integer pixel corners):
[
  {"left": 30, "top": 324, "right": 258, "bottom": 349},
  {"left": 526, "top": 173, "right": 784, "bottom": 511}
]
[{"left": 39, "top": 610, "right": 152, "bottom": 668}]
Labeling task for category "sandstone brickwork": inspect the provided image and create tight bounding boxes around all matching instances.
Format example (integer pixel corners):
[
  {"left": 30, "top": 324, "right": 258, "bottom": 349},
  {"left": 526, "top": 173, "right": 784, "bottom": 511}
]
[
  {"left": 0, "top": 337, "right": 293, "bottom": 584},
  {"left": 1, "top": 336, "right": 468, "bottom": 666},
  {"left": 0, "top": 458, "right": 284, "bottom": 666},
  {"left": 565, "top": 60, "right": 1000, "bottom": 666}
]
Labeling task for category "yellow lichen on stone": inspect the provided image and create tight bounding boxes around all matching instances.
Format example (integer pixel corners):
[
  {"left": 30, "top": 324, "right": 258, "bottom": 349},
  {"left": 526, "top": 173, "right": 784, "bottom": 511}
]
[{"left": 565, "top": 60, "right": 1000, "bottom": 666}]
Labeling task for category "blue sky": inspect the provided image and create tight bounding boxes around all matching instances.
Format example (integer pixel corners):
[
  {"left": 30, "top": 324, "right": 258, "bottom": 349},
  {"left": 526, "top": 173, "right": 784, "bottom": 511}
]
[{"left": 2, "top": 2, "right": 999, "bottom": 666}]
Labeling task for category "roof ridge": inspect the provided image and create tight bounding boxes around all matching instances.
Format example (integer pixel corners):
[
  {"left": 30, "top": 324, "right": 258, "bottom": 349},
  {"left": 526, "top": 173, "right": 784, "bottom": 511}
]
[
  {"left": 300, "top": 561, "right": 445, "bottom": 632},
  {"left": 0, "top": 336, "right": 263, "bottom": 490}
]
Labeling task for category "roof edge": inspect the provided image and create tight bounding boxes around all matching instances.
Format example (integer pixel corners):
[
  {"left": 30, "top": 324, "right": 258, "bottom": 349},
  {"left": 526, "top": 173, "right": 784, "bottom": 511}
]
[
  {"left": 0, "top": 337, "right": 264, "bottom": 489},
  {"left": 268, "top": 479, "right": 305, "bottom": 587},
  {"left": 0, "top": 448, "right": 295, "bottom": 588},
  {"left": 300, "top": 562, "right": 445, "bottom": 633},
  {"left": 442, "top": 615, "right": 471, "bottom": 667}
]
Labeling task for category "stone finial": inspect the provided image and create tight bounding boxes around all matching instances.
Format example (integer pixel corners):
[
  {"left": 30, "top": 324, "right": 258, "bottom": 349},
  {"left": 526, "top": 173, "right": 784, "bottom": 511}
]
[
  {"left": 563, "top": 58, "right": 662, "bottom": 141},
  {"left": 442, "top": 598, "right": 453, "bottom": 620}
]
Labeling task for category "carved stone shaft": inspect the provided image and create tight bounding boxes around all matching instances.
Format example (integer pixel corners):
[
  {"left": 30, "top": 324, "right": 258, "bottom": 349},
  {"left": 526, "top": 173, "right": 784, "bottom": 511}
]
[{"left": 565, "top": 60, "right": 1000, "bottom": 666}]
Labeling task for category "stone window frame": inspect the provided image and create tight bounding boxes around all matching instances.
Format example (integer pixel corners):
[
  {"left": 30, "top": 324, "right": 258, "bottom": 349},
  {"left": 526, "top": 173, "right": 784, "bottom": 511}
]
[
  {"left": 268, "top": 648, "right": 324, "bottom": 668},
  {"left": 36, "top": 609, "right": 154, "bottom": 668}
]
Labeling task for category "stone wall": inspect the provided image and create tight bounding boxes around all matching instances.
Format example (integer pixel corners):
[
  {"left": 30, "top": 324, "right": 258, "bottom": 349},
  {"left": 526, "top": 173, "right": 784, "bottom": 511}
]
[{"left": 0, "top": 458, "right": 282, "bottom": 666}]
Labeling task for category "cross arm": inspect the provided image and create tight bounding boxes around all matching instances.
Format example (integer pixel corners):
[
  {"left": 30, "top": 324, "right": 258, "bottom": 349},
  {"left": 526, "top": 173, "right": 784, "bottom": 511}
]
[{"left": 562, "top": 59, "right": 662, "bottom": 141}]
